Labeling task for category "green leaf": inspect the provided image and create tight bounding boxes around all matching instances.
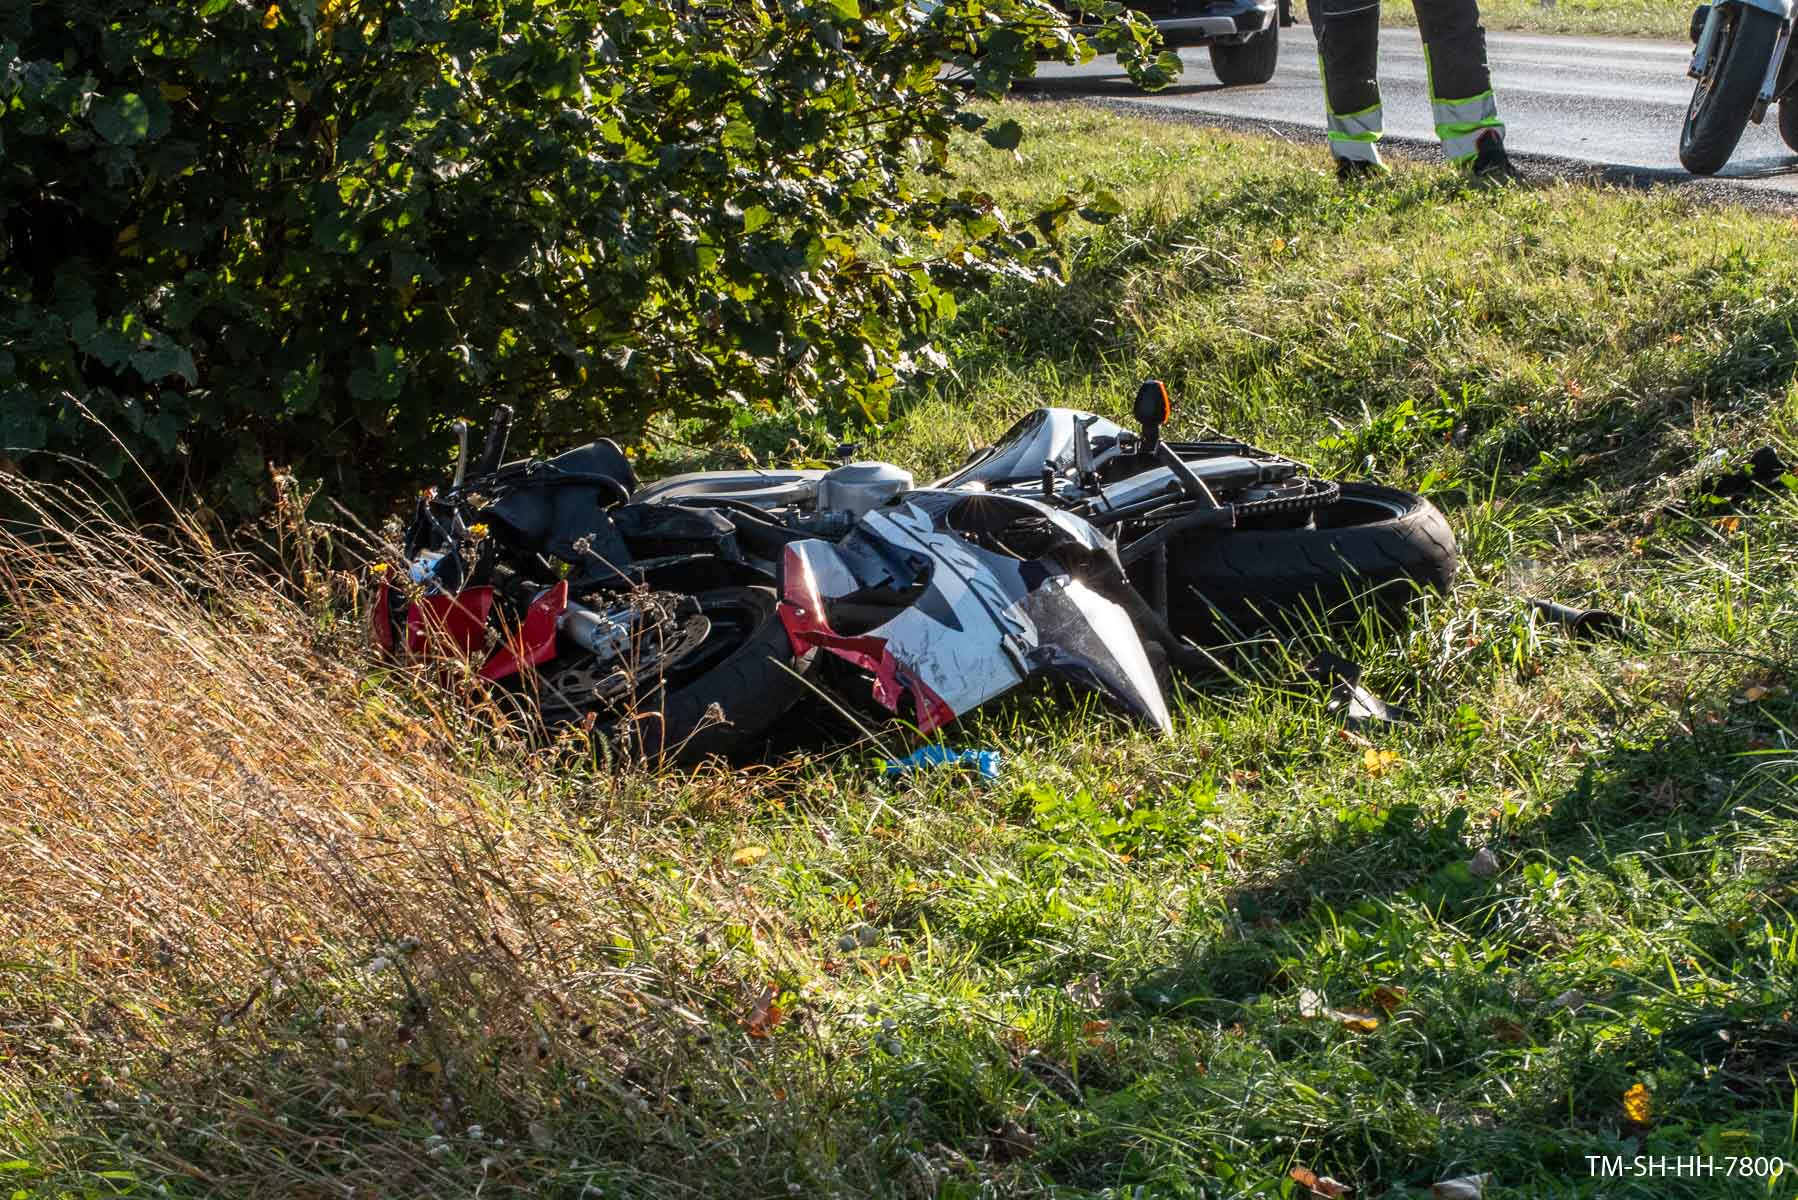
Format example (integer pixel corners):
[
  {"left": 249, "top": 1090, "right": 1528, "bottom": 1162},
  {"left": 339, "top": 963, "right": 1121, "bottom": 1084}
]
[
  {"left": 981, "top": 119, "right": 1024, "bottom": 151},
  {"left": 0, "top": 403, "right": 49, "bottom": 453},
  {"left": 1086, "top": 189, "right": 1123, "bottom": 217},
  {"left": 131, "top": 343, "right": 198, "bottom": 386},
  {"left": 93, "top": 93, "right": 153, "bottom": 145},
  {"left": 81, "top": 325, "right": 138, "bottom": 371}
]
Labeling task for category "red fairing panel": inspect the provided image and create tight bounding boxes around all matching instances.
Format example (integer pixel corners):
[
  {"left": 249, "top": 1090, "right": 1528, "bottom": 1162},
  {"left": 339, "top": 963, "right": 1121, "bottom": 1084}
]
[
  {"left": 405, "top": 586, "right": 494, "bottom": 656},
  {"left": 478, "top": 580, "right": 568, "bottom": 682},
  {"left": 778, "top": 546, "right": 958, "bottom": 733},
  {"left": 369, "top": 579, "right": 395, "bottom": 653}
]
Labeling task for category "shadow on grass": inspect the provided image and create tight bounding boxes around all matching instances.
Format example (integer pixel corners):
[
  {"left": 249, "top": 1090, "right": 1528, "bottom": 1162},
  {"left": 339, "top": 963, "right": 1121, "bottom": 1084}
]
[{"left": 1012, "top": 74, "right": 1236, "bottom": 100}]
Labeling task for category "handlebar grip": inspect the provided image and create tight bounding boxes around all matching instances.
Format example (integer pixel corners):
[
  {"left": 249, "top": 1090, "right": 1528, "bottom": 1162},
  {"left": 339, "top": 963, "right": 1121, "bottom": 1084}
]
[{"left": 473, "top": 404, "right": 514, "bottom": 477}]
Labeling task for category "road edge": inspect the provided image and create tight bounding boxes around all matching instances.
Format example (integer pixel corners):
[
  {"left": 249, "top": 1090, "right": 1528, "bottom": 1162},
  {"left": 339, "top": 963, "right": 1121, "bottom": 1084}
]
[{"left": 1013, "top": 93, "right": 1798, "bottom": 212}]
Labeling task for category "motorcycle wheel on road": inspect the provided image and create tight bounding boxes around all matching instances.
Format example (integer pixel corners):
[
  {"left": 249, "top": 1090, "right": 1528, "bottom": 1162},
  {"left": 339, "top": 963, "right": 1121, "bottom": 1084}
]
[{"left": 1681, "top": 3, "right": 1784, "bottom": 175}]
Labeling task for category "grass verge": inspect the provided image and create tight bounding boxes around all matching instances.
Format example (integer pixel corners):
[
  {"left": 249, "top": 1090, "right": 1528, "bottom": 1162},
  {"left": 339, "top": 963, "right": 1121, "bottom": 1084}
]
[{"left": 5, "top": 105, "right": 1798, "bottom": 1198}]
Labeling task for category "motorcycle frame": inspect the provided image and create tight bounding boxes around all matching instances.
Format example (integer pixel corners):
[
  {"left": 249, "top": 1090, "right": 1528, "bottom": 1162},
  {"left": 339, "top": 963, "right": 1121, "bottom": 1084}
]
[
  {"left": 1691, "top": 0, "right": 1797, "bottom": 120},
  {"left": 1759, "top": 15, "right": 1798, "bottom": 117}
]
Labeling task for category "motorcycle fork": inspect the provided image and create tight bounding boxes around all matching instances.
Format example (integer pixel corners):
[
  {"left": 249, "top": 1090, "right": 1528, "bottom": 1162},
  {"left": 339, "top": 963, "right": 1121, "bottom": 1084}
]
[
  {"left": 1754, "top": 16, "right": 1794, "bottom": 120},
  {"left": 1692, "top": 4, "right": 1725, "bottom": 78},
  {"left": 1147, "top": 544, "right": 1168, "bottom": 619}
]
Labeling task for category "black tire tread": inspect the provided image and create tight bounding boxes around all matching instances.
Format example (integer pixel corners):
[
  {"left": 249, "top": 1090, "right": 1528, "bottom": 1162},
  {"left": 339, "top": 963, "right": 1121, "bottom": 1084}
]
[
  {"left": 1681, "top": 6, "right": 1781, "bottom": 175},
  {"left": 1162, "top": 483, "right": 1457, "bottom": 636},
  {"left": 1208, "top": 25, "right": 1279, "bottom": 87}
]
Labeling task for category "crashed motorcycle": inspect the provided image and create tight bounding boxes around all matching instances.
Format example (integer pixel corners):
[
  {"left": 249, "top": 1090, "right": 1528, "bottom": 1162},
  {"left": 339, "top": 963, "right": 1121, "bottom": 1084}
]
[
  {"left": 1681, "top": 0, "right": 1798, "bottom": 174},
  {"left": 373, "top": 382, "right": 1456, "bottom": 760}
]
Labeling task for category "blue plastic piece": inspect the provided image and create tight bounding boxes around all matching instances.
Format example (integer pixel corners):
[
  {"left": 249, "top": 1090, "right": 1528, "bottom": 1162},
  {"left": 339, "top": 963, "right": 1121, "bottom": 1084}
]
[{"left": 882, "top": 746, "right": 1003, "bottom": 781}]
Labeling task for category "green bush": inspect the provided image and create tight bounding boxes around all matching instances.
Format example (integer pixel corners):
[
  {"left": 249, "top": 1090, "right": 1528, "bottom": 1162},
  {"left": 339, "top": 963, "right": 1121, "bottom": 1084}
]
[{"left": 0, "top": 0, "right": 1173, "bottom": 515}]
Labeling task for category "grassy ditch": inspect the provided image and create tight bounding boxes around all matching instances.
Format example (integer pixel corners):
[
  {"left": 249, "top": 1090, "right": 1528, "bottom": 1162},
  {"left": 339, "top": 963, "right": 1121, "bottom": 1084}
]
[{"left": 4, "top": 106, "right": 1798, "bottom": 1198}]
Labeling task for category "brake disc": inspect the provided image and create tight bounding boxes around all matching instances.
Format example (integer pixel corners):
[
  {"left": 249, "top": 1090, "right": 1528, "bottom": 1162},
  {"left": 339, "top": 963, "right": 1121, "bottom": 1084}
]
[{"left": 538, "top": 592, "right": 712, "bottom": 721}]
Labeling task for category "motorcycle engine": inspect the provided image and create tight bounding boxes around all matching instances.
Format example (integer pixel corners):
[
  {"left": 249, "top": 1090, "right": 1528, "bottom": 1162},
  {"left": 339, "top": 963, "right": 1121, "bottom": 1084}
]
[{"left": 817, "top": 462, "right": 913, "bottom": 519}]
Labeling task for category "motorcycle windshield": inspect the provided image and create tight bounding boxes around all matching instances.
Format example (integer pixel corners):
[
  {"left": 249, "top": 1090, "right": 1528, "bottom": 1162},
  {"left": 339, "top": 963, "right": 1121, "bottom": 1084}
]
[{"left": 1016, "top": 577, "right": 1172, "bottom": 735}]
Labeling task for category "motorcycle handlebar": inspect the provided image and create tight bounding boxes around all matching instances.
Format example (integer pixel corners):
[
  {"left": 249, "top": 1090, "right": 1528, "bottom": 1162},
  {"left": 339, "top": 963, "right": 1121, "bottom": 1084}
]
[{"left": 473, "top": 404, "right": 514, "bottom": 478}]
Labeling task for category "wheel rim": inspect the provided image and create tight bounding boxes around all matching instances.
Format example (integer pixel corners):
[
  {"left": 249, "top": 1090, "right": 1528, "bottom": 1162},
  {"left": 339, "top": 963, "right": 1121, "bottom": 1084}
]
[
  {"left": 1315, "top": 490, "right": 1413, "bottom": 529},
  {"left": 538, "top": 591, "right": 762, "bottom": 722}
]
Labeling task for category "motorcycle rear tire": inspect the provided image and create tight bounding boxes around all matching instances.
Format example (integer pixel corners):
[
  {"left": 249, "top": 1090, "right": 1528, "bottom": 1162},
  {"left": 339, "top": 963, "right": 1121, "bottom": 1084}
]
[
  {"left": 602, "top": 585, "right": 808, "bottom": 765},
  {"left": 1161, "top": 483, "right": 1456, "bottom": 638},
  {"left": 1680, "top": 5, "right": 1782, "bottom": 176}
]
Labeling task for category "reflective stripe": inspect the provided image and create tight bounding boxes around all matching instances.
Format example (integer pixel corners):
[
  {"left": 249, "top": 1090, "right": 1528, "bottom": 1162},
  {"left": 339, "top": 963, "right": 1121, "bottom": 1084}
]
[
  {"left": 1328, "top": 134, "right": 1384, "bottom": 163},
  {"left": 1432, "top": 90, "right": 1499, "bottom": 130},
  {"left": 1327, "top": 101, "right": 1383, "bottom": 140},
  {"left": 1434, "top": 89, "right": 1503, "bottom": 159},
  {"left": 1436, "top": 96, "right": 1502, "bottom": 163},
  {"left": 1440, "top": 124, "right": 1500, "bottom": 163}
]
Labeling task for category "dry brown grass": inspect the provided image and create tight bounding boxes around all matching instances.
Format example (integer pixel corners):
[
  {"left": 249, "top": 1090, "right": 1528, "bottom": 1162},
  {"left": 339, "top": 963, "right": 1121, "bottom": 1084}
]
[{"left": 0, "top": 478, "right": 826, "bottom": 1197}]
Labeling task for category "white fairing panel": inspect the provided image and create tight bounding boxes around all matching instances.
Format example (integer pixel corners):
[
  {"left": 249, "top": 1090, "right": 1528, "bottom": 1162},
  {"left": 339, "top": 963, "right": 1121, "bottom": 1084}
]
[{"left": 783, "top": 496, "right": 1172, "bottom": 733}]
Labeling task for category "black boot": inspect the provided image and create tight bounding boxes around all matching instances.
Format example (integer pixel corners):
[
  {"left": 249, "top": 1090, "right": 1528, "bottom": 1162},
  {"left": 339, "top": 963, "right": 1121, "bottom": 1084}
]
[
  {"left": 1468, "top": 130, "right": 1523, "bottom": 187},
  {"left": 1336, "top": 156, "right": 1390, "bottom": 183}
]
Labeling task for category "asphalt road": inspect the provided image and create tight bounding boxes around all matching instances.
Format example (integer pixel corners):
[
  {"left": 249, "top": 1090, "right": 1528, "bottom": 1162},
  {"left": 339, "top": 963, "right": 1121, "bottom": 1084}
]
[{"left": 1023, "top": 26, "right": 1798, "bottom": 195}]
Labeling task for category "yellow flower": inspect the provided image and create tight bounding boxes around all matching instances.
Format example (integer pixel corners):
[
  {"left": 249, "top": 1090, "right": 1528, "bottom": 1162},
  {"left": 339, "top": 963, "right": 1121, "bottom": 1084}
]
[
  {"left": 262, "top": 4, "right": 281, "bottom": 28},
  {"left": 468, "top": 523, "right": 490, "bottom": 540},
  {"left": 369, "top": 562, "right": 389, "bottom": 574},
  {"left": 1622, "top": 1082, "right": 1652, "bottom": 1124}
]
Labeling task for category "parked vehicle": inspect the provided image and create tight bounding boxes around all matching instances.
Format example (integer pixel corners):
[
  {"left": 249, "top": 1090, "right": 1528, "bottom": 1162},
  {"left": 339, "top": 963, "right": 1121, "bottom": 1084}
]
[
  {"left": 919, "top": 0, "right": 1291, "bottom": 86},
  {"left": 1077, "top": 0, "right": 1294, "bottom": 86},
  {"left": 1682, "top": 0, "right": 1798, "bottom": 174},
  {"left": 372, "top": 383, "right": 1455, "bottom": 761}
]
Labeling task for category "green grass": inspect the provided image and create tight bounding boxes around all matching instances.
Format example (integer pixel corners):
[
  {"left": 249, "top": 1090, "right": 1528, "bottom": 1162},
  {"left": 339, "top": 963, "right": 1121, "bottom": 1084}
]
[
  {"left": 7, "top": 105, "right": 1798, "bottom": 1199},
  {"left": 1297, "top": 0, "right": 1692, "bottom": 39}
]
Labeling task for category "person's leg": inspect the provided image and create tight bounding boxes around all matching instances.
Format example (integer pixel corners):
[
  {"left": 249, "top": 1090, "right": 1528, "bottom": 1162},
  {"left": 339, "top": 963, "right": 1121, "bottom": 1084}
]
[
  {"left": 1313, "top": 0, "right": 1387, "bottom": 173},
  {"left": 1412, "top": 0, "right": 1506, "bottom": 167}
]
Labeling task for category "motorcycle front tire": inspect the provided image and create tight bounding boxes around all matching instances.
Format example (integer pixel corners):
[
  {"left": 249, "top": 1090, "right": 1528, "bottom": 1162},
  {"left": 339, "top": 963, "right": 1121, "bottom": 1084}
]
[
  {"left": 1681, "top": 5, "right": 1782, "bottom": 176},
  {"left": 1160, "top": 483, "right": 1456, "bottom": 639}
]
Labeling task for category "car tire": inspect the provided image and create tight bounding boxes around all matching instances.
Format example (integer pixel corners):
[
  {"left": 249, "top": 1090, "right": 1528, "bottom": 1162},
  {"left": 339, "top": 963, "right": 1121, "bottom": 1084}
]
[
  {"left": 1160, "top": 483, "right": 1457, "bottom": 638},
  {"left": 1209, "top": 23, "right": 1279, "bottom": 86}
]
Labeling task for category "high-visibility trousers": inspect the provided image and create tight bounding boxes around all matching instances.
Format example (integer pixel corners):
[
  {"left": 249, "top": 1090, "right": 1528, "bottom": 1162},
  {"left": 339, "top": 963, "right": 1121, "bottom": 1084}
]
[{"left": 1313, "top": 0, "right": 1504, "bottom": 165}]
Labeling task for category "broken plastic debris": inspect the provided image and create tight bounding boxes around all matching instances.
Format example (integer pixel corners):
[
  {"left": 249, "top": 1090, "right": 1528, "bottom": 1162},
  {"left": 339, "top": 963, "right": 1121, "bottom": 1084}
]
[
  {"left": 1529, "top": 599, "right": 1630, "bottom": 642},
  {"left": 881, "top": 746, "right": 1002, "bottom": 780},
  {"left": 1696, "top": 445, "right": 1788, "bottom": 505},
  {"left": 1306, "top": 652, "right": 1412, "bottom": 727}
]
